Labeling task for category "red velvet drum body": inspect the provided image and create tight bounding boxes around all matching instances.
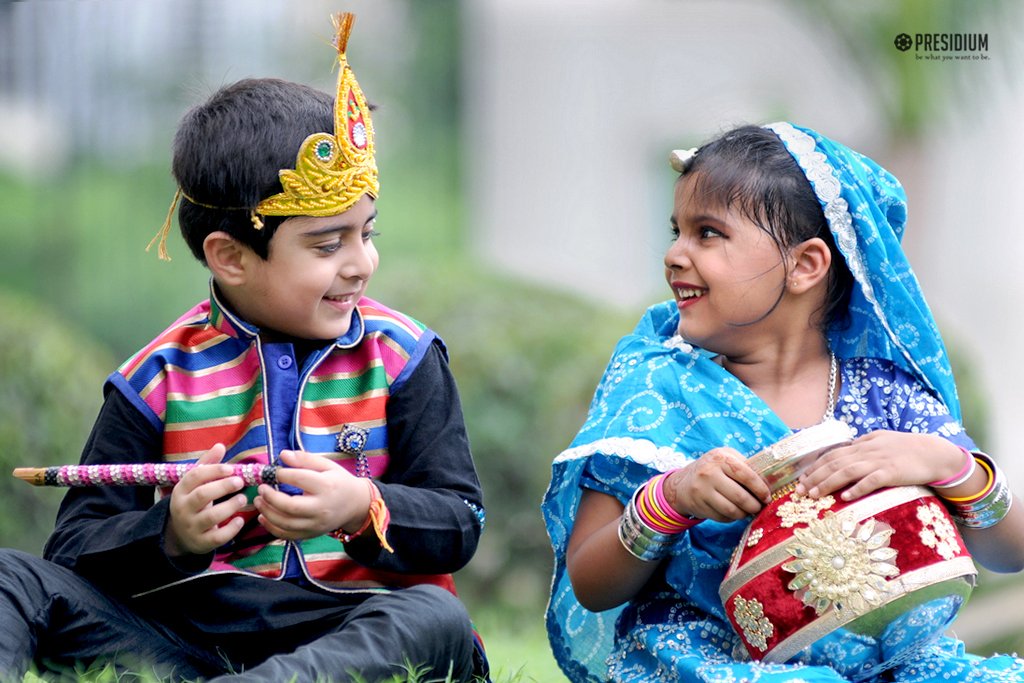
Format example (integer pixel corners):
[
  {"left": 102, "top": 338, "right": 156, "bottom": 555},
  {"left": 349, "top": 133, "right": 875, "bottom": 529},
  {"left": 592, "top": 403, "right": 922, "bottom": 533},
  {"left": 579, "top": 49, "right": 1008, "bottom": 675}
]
[{"left": 719, "top": 422, "right": 977, "bottom": 681}]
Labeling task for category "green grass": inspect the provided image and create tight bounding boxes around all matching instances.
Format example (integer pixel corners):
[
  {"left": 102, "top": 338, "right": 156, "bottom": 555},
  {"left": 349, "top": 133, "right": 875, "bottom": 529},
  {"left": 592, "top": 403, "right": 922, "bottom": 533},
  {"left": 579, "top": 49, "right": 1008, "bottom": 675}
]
[{"left": 473, "top": 608, "right": 566, "bottom": 683}]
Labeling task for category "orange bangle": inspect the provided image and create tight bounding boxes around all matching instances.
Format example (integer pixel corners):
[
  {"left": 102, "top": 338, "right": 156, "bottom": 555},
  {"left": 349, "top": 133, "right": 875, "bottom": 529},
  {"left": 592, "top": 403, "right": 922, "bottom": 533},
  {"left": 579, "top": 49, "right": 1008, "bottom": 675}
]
[{"left": 939, "top": 457, "right": 994, "bottom": 504}]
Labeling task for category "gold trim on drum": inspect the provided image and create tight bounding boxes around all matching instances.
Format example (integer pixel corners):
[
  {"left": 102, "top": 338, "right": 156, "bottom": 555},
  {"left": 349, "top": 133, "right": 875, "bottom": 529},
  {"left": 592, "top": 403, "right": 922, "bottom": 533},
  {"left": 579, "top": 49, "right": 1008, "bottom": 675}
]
[
  {"left": 763, "top": 556, "right": 977, "bottom": 664},
  {"left": 720, "top": 486, "right": 937, "bottom": 600}
]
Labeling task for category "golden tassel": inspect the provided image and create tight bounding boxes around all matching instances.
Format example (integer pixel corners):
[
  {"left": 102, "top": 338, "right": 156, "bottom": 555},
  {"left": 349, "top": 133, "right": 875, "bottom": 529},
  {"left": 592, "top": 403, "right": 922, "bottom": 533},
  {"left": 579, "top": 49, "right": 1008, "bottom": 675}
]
[
  {"left": 146, "top": 188, "right": 181, "bottom": 261},
  {"left": 332, "top": 12, "right": 355, "bottom": 54}
]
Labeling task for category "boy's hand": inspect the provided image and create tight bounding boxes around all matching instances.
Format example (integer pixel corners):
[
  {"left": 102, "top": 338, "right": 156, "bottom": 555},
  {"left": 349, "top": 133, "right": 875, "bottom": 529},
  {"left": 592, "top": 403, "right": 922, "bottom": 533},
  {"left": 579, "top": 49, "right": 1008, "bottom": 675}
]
[
  {"left": 165, "top": 443, "right": 247, "bottom": 557},
  {"left": 796, "top": 430, "right": 964, "bottom": 501},
  {"left": 665, "top": 447, "right": 771, "bottom": 523},
  {"left": 253, "top": 450, "right": 371, "bottom": 541}
]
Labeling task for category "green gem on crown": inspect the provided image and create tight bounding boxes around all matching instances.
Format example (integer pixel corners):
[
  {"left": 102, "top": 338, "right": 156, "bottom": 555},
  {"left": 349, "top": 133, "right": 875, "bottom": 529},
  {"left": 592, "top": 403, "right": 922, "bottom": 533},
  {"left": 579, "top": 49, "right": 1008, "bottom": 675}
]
[{"left": 315, "top": 140, "right": 333, "bottom": 161}]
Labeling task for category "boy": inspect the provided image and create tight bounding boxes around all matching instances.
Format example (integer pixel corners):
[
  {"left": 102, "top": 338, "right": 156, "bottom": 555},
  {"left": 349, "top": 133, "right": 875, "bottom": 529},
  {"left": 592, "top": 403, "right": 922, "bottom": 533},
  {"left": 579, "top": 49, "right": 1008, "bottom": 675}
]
[{"left": 0, "top": 14, "right": 486, "bottom": 682}]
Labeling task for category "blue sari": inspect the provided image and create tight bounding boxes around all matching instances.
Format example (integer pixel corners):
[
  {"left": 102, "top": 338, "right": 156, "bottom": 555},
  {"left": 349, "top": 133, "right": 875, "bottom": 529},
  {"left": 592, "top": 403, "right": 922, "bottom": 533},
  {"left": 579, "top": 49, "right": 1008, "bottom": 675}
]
[{"left": 542, "top": 124, "right": 1024, "bottom": 682}]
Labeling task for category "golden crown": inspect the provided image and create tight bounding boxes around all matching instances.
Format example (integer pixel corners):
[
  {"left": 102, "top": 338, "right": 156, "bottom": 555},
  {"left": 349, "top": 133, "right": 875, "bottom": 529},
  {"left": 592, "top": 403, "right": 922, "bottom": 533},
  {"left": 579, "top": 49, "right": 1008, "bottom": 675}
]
[
  {"left": 149, "top": 13, "right": 378, "bottom": 260},
  {"left": 257, "top": 12, "right": 378, "bottom": 218}
]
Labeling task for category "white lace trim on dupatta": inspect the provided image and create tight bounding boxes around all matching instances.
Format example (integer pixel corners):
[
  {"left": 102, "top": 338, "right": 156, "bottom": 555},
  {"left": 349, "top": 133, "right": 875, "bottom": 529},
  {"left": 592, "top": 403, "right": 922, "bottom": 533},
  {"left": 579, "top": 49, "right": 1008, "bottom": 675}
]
[{"left": 553, "top": 436, "right": 690, "bottom": 472}]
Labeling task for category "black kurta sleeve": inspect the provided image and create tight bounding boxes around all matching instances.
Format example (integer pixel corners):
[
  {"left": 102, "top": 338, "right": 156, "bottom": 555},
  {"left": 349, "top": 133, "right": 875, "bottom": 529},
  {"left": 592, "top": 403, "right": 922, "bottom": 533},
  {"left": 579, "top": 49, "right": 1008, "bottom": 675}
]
[
  {"left": 343, "top": 339, "right": 485, "bottom": 574},
  {"left": 41, "top": 384, "right": 211, "bottom": 596}
]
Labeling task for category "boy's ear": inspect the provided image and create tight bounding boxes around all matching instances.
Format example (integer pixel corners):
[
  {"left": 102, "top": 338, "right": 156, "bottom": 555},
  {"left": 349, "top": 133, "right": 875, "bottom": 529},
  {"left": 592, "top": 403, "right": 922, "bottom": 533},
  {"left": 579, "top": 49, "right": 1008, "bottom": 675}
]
[
  {"left": 203, "top": 231, "right": 250, "bottom": 285},
  {"left": 789, "top": 237, "right": 832, "bottom": 293}
]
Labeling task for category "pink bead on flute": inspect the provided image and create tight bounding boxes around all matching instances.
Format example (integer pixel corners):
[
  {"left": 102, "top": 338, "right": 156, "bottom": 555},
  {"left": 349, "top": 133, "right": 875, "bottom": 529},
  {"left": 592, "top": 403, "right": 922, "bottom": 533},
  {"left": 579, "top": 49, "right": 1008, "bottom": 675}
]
[{"left": 12, "top": 463, "right": 278, "bottom": 488}]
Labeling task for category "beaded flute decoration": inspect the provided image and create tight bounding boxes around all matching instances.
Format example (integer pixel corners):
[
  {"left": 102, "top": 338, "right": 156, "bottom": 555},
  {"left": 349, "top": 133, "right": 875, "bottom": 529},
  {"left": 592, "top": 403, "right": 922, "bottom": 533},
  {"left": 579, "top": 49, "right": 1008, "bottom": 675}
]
[{"left": 12, "top": 463, "right": 278, "bottom": 488}]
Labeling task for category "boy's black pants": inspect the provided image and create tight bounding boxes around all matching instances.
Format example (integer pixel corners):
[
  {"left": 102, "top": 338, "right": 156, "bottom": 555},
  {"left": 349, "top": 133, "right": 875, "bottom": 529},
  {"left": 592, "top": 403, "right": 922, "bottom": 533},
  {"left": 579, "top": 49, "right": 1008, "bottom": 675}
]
[{"left": 0, "top": 548, "right": 479, "bottom": 682}]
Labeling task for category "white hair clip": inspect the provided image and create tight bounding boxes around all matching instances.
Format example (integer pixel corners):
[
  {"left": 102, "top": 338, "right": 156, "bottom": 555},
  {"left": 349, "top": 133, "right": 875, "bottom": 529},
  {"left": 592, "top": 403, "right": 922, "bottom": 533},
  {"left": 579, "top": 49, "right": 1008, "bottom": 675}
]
[{"left": 669, "top": 147, "right": 699, "bottom": 174}]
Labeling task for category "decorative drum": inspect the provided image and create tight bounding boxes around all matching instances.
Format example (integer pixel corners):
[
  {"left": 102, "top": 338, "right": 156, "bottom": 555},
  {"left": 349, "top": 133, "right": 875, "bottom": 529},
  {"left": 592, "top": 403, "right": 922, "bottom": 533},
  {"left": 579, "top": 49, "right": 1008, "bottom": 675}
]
[{"left": 720, "top": 420, "right": 977, "bottom": 681}]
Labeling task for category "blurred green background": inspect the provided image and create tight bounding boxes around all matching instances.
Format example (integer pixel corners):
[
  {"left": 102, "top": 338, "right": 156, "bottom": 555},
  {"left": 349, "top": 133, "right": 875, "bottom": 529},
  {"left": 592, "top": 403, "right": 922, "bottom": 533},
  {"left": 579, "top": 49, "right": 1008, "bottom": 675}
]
[{"left": 2, "top": 1, "right": 1022, "bottom": 681}]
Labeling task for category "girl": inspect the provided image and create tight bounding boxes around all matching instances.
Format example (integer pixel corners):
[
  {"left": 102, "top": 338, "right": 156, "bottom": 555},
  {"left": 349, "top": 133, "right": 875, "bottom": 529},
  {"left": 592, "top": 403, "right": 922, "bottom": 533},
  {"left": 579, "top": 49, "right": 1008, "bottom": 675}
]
[{"left": 542, "top": 122, "right": 1024, "bottom": 682}]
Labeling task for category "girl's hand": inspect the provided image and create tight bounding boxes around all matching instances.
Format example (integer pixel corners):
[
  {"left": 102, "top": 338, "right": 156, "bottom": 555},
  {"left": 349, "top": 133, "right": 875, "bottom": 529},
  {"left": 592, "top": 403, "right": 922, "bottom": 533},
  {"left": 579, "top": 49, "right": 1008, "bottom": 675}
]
[
  {"left": 253, "top": 450, "right": 371, "bottom": 540},
  {"left": 664, "top": 447, "right": 771, "bottom": 522},
  {"left": 165, "top": 443, "right": 247, "bottom": 557},
  {"left": 796, "top": 430, "right": 964, "bottom": 501}
]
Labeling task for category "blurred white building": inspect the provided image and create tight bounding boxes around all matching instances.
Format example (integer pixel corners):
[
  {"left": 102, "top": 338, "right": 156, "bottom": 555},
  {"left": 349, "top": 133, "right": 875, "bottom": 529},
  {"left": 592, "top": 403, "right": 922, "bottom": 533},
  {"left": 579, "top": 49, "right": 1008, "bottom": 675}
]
[{"left": 463, "top": 0, "right": 884, "bottom": 305}]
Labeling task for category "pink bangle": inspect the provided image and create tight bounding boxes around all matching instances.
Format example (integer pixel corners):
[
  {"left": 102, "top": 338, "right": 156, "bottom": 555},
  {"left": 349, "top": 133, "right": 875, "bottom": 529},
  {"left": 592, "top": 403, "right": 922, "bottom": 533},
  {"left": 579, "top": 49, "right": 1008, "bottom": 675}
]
[
  {"left": 632, "top": 472, "right": 702, "bottom": 534},
  {"left": 634, "top": 478, "right": 678, "bottom": 534},
  {"left": 653, "top": 471, "right": 699, "bottom": 526},
  {"left": 940, "top": 456, "right": 995, "bottom": 504},
  {"left": 929, "top": 447, "right": 976, "bottom": 489}
]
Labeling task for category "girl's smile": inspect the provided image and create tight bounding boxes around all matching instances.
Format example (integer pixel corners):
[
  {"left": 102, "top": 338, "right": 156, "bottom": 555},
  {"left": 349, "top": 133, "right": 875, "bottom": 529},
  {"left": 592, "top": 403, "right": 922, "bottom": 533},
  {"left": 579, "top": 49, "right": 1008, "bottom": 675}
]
[{"left": 670, "top": 282, "right": 708, "bottom": 310}]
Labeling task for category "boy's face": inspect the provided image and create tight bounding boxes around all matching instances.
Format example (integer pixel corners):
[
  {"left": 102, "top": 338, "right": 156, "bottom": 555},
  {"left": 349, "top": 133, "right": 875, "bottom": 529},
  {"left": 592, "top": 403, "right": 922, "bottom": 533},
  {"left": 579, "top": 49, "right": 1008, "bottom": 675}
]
[{"left": 235, "top": 194, "right": 379, "bottom": 340}]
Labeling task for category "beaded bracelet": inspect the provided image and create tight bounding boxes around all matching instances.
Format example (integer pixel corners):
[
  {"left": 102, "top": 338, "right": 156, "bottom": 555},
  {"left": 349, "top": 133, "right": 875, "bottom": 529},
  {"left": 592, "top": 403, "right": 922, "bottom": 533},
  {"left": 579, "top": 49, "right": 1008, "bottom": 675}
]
[
  {"left": 928, "top": 447, "right": 976, "bottom": 489},
  {"left": 940, "top": 453, "right": 1013, "bottom": 529}
]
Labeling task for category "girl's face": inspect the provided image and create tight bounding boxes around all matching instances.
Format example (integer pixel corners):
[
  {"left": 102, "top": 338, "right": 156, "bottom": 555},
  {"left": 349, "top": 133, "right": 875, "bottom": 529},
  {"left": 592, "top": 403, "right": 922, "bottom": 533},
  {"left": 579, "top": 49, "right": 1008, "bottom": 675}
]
[{"left": 665, "top": 174, "right": 790, "bottom": 355}]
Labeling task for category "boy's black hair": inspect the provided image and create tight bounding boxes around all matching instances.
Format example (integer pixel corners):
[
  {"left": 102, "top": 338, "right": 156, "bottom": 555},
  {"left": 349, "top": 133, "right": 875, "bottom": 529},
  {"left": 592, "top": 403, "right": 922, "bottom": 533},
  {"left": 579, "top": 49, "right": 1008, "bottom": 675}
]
[
  {"left": 681, "top": 124, "right": 854, "bottom": 333},
  {"left": 172, "top": 78, "right": 335, "bottom": 262}
]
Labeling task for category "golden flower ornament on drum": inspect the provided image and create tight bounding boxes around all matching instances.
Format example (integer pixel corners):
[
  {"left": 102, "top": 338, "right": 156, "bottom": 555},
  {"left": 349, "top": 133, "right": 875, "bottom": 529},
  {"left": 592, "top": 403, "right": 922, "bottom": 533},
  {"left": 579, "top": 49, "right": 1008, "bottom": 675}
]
[
  {"left": 720, "top": 420, "right": 977, "bottom": 682},
  {"left": 782, "top": 512, "right": 898, "bottom": 615}
]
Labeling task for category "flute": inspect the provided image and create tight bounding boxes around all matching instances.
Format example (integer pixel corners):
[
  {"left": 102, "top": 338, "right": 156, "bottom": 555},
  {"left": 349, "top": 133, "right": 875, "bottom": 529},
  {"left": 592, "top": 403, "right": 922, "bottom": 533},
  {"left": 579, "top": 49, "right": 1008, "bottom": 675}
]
[{"left": 12, "top": 463, "right": 278, "bottom": 488}]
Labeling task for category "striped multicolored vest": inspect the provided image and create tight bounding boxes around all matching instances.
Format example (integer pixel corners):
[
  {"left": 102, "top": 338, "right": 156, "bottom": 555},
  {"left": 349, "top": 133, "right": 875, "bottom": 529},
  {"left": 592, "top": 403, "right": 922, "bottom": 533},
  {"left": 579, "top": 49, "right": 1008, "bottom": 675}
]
[{"left": 108, "top": 288, "right": 455, "bottom": 595}]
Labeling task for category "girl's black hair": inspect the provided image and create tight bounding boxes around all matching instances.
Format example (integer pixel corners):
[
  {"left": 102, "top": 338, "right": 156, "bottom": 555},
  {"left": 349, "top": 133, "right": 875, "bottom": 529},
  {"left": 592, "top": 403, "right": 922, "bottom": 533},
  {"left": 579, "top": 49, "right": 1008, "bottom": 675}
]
[
  {"left": 681, "top": 125, "right": 853, "bottom": 332},
  {"left": 171, "top": 78, "right": 335, "bottom": 262}
]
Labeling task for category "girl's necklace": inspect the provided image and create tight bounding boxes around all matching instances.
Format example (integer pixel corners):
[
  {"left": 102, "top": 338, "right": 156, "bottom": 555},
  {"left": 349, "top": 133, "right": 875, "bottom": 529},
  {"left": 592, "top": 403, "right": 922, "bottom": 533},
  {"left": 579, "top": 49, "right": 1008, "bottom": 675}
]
[{"left": 823, "top": 352, "right": 838, "bottom": 422}]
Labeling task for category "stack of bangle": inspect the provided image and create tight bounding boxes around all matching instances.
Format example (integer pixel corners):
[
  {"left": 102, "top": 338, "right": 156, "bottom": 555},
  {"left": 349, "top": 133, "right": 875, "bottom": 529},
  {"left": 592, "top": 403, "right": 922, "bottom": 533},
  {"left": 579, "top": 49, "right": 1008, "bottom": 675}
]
[
  {"left": 937, "top": 452, "right": 1013, "bottom": 529},
  {"left": 618, "top": 471, "right": 702, "bottom": 561}
]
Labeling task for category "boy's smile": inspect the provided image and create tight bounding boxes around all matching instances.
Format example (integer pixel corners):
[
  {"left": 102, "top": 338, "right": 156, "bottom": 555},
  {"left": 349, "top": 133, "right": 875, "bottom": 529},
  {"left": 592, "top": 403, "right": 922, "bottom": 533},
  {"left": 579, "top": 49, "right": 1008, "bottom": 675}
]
[{"left": 216, "top": 194, "right": 379, "bottom": 341}]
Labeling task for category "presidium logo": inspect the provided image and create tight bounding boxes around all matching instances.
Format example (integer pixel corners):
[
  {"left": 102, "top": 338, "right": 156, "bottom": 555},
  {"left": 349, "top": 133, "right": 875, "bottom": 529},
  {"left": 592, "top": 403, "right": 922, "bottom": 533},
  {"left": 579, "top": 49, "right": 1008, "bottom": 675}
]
[{"left": 894, "top": 32, "right": 990, "bottom": 61}]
